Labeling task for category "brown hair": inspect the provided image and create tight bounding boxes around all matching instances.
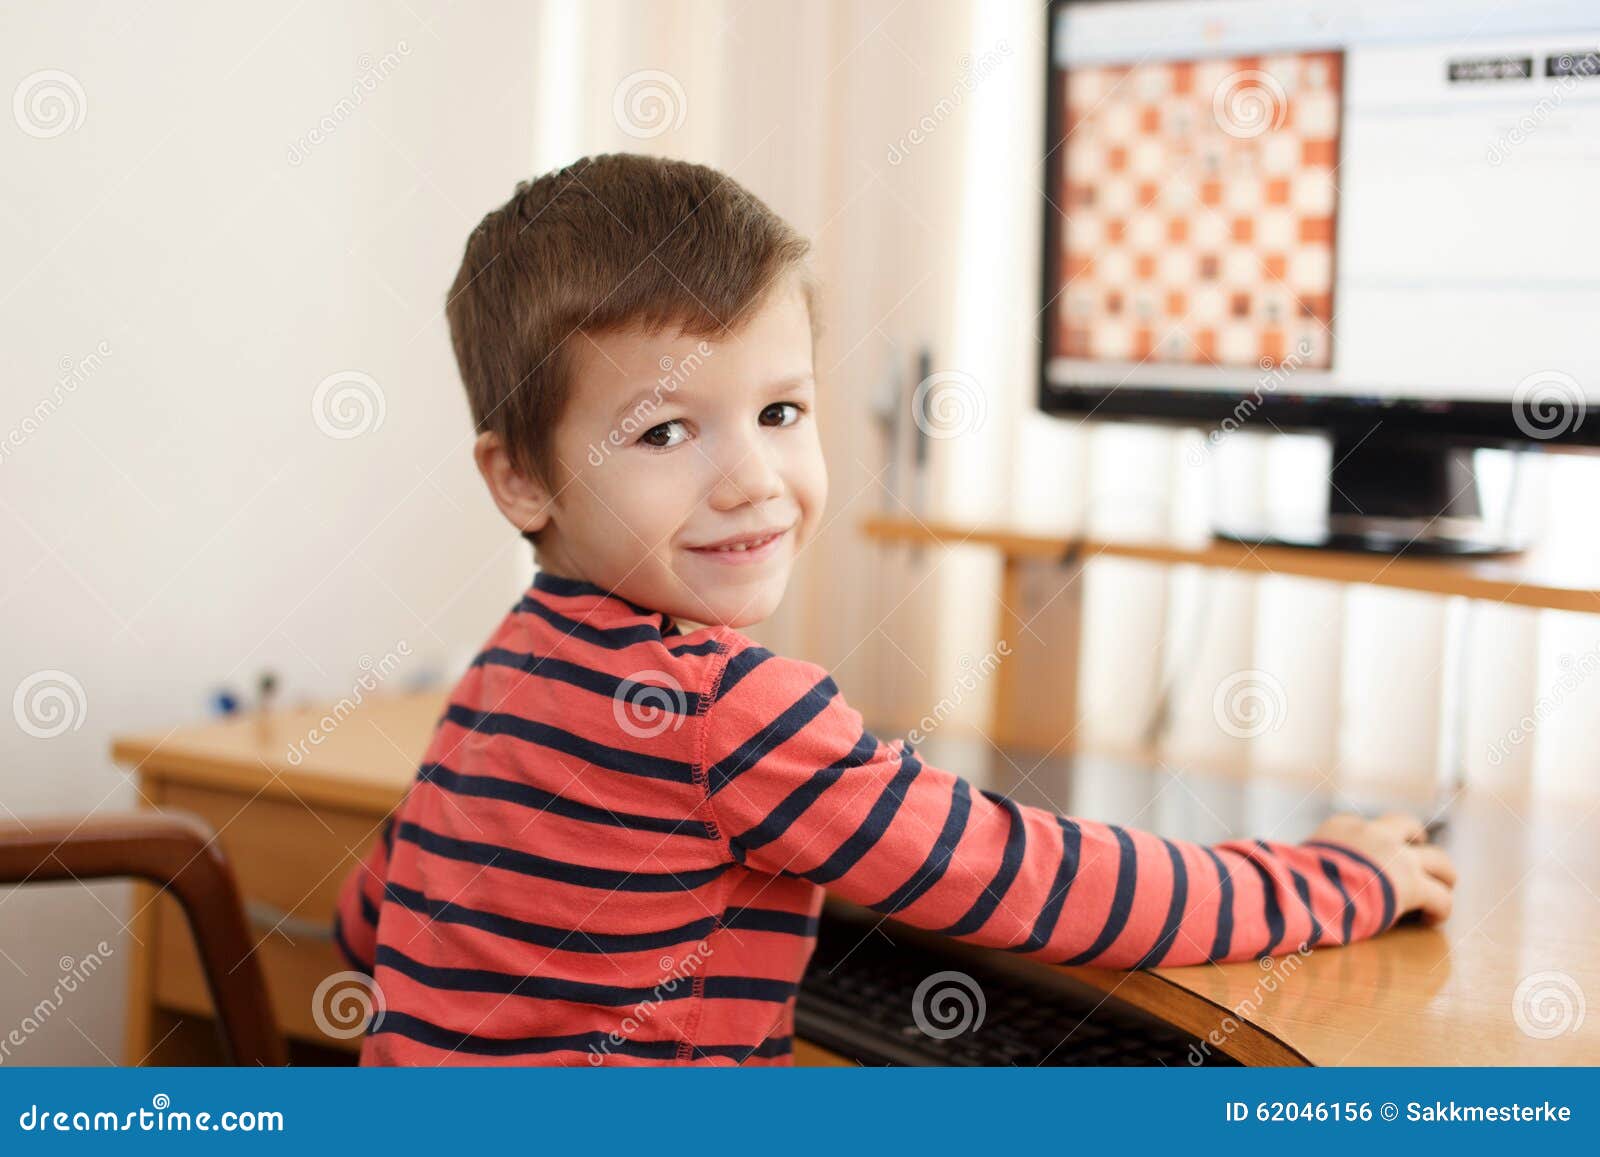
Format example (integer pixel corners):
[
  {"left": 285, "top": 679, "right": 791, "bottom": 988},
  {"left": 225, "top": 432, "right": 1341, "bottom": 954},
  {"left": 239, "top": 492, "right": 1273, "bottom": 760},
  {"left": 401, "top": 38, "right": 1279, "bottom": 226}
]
[{"left": 445, "top": 153, "right": 818, "bottom": 491}]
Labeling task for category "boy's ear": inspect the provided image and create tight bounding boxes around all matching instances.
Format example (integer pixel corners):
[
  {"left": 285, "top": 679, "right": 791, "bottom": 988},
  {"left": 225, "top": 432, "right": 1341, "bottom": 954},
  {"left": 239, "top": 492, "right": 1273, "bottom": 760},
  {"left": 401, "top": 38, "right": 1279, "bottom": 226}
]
[{"left": 473, "top": 431, "right": 554, "bottom": 536}]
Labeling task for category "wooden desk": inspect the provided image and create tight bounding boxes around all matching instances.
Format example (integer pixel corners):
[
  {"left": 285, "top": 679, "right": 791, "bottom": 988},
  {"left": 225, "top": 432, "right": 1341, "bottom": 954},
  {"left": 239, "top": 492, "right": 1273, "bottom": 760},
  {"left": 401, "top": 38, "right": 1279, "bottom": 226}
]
[
  {"left": 113, "top": 694, "right": 1600, "bottom": 1066},
  {"left": 913, "top": 736, "right": 1600, "bottom": 1067},
  {"left": 861, "top": 515, "right": 1600, "bottom": 750}
]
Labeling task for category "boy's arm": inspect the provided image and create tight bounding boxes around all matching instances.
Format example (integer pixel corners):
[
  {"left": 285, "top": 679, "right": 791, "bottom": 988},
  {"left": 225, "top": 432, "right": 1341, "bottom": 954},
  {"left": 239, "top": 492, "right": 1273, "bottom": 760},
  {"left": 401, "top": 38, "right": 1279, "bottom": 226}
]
[
  {"left": 331, "top": 816, "right": 395, "bottom": 976},
  {"left": 701, "top": 645, "right": 1400, "bottom": 968}
]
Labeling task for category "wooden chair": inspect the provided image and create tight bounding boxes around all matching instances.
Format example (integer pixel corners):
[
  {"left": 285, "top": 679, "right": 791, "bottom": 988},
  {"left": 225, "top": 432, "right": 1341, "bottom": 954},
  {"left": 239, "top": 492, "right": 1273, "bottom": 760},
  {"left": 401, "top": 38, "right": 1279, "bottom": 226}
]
[{"left": 0, "top": 811, "right": 287, "bottom": 1066}]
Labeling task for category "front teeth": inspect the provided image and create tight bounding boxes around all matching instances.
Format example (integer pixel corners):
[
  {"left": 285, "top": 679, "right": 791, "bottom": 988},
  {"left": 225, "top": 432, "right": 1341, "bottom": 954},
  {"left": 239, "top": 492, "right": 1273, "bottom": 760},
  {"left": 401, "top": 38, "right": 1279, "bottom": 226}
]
[{"left": 709, "top": 533, "right": 774, "bottom": 552}]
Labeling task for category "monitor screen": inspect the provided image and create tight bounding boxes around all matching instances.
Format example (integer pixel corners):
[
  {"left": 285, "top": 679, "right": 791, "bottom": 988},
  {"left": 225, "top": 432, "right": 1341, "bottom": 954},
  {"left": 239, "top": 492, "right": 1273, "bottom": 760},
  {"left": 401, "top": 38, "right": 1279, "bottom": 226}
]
[{"left": 1041, "top": 0, "right": 1600, "bottom": 440}]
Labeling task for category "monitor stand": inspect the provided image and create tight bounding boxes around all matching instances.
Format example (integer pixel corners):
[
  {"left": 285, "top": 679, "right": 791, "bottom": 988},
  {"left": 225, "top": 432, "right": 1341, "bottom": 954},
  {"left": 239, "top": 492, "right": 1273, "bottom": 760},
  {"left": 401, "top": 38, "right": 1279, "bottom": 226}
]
[{"left": 1215, "top": 434, "right": 1524, "bottom": 557}]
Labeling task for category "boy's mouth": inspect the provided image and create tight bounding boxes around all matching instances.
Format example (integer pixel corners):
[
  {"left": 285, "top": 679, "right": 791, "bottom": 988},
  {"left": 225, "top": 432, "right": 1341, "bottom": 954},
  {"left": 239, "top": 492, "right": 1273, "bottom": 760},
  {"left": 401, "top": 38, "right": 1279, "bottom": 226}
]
[{"left": 684, "top": 524, "right": 793, "bottom": 564}]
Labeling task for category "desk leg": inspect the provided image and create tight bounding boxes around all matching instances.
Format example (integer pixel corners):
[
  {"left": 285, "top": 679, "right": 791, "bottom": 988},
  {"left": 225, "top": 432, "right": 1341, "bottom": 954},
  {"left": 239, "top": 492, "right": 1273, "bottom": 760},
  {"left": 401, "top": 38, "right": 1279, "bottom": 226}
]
[
  {"left": 993, "top": 554, "right": 1086, "bottom": 754},
  {"left": 122, "top": 879, "right": 159, "bottom": 1065},
  {"left": 121, "top": 782, "right": 165, "bottom": 1066}
]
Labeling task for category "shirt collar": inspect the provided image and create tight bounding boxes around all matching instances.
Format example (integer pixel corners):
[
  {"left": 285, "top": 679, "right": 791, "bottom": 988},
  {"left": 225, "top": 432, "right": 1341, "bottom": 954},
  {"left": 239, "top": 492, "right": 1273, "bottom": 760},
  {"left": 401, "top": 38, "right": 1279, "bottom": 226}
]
[{"left": 530, "top": 570, "right": 680, "bottom": 636}]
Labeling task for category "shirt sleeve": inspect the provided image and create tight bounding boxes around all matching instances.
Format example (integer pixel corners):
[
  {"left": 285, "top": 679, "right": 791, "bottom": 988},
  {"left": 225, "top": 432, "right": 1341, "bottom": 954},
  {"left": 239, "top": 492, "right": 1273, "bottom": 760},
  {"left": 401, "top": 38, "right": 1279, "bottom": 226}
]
[
  {"left": 699, "top": 642, "right": 1398, "bottom": 968},
  {"left": 332, "top": 816, "right": 395, "bottom": 976}
]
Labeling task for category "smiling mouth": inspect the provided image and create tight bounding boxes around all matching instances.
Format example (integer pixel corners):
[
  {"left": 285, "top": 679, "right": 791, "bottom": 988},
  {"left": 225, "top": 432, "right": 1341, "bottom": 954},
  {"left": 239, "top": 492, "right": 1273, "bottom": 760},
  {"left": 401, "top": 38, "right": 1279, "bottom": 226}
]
[{"left": 687, "top": 528, "right": 787, "bottom": 554}]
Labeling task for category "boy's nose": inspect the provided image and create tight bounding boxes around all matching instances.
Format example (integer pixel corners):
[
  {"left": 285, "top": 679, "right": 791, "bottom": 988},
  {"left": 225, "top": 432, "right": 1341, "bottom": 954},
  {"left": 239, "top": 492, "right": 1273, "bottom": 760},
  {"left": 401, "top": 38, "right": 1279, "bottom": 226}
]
[{"left": 707, "top": 438, "right": 785, "bottom": 511}]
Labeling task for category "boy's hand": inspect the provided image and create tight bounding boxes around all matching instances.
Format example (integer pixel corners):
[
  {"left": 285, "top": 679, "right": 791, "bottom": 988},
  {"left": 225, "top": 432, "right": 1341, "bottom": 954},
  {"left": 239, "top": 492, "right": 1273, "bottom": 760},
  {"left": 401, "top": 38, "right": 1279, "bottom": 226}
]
[{"left": 1308, "top": 812, "right": 1458, "bottom": 927}]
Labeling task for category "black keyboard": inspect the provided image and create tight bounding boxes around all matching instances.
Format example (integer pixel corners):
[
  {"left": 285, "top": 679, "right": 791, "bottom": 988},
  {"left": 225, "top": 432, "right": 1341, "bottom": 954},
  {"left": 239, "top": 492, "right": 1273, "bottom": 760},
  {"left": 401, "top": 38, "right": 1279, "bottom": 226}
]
[{"left": 796, "top": 908, "right": 1239, "bottom": 1067}]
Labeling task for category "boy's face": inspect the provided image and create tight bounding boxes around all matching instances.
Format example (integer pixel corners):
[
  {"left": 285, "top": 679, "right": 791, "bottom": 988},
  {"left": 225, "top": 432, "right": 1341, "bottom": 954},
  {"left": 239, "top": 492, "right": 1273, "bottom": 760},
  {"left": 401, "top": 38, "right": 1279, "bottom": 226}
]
[{"left": 480, "top": 272, "right": 827, "bottom": 629}]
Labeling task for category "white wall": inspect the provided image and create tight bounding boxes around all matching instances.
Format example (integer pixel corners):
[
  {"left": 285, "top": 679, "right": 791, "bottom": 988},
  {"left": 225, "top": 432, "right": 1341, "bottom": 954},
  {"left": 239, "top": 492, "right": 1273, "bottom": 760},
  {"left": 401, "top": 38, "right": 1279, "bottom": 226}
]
[{"left": 2, "top": 2, "right": 541, "bottom": 1063}]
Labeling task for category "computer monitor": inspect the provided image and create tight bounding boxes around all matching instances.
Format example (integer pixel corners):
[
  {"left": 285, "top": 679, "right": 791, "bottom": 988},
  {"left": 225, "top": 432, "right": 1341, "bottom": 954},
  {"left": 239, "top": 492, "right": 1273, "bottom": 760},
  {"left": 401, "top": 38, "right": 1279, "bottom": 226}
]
[{"left": 1039, "top": 0, "right": 1600, "bottom": 553}]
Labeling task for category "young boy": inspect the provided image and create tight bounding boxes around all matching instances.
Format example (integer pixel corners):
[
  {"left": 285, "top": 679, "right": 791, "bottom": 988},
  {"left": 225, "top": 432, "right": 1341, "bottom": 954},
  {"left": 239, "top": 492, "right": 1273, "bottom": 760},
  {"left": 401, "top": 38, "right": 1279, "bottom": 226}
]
[{"left": 333, "top": 153, "right": 1456, "bottom": 1066}]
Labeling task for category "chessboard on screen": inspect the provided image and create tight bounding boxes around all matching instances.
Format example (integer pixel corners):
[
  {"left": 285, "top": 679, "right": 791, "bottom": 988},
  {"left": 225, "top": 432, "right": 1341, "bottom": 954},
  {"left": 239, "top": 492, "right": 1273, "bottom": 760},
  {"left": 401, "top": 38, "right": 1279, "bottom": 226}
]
[{"left": 1052, "top": 51, "right": 1342, "bottom": 372}]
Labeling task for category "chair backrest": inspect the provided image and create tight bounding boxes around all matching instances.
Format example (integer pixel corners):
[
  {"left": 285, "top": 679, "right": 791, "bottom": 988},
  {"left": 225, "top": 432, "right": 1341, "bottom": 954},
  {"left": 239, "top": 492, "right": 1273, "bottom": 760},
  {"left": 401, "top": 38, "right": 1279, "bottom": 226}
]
[{"left": 0, "top": 810, "right": 287, "bottom": 1066}]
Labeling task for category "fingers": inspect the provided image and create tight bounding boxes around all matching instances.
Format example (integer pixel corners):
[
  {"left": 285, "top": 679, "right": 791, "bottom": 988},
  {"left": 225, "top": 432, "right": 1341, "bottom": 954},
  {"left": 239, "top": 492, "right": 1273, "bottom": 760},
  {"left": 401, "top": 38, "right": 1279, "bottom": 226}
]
[
  {"left": 1375, "top": 812, "right": 1428, "bottom": 844},
  {"left": 1413, "top": 872, "right": 1454, "bottom": 925},
  {"left": 1393, "top": 844, "right": 1457, "bottom": 927},
  {"left": 1416, "top": 843, "right": 1457, "bottom": 886}
]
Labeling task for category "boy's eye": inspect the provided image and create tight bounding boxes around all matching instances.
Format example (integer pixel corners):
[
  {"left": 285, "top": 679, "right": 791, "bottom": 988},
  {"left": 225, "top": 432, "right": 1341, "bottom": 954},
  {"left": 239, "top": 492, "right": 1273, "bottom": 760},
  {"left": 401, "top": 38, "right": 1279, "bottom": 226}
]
[
  {"left": 639, "top": 419, "right": 688, "bottom": 449},
  {"left": 760, "top": 402, "right": 803, "bottom": 428}
]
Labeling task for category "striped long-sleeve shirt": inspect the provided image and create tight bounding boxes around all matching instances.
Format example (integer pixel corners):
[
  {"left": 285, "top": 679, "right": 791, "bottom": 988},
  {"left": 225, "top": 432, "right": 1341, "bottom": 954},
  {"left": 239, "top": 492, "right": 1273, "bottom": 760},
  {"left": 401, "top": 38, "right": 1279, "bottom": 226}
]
[{"left": 333, "top": 570, "right": 1398, "bottom": 1065}]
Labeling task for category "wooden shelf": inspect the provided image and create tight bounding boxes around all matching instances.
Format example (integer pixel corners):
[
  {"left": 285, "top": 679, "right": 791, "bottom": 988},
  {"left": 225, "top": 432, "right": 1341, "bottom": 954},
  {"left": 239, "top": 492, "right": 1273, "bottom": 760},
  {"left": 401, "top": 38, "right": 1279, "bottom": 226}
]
[{"left": 862, "top": 514, "right": 1600, "bottom": 615}]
